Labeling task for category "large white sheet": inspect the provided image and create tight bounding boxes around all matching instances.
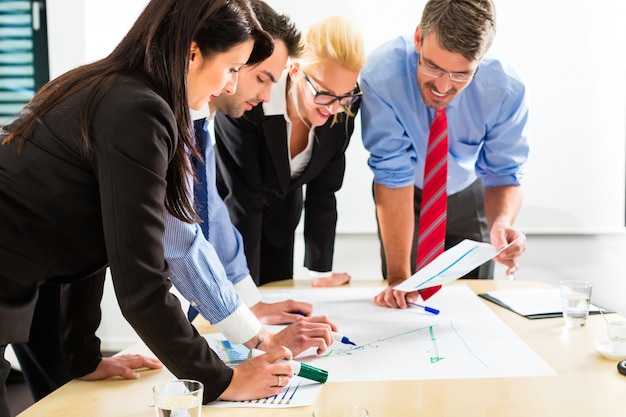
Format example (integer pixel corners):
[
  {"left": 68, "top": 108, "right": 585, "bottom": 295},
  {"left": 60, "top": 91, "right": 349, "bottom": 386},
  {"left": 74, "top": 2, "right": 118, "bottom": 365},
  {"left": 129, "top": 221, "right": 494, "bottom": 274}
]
[{"left": 262, "top": 284, "right": 557, "bottom": 382}]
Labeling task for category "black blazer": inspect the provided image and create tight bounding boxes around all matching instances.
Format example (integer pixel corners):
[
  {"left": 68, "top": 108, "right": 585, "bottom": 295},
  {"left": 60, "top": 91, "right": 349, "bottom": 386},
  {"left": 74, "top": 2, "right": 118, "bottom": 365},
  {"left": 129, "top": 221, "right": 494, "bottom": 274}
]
[
  {"left": 0, "top": 76, "right": 232, "bottom": 402},
  {"left": 214, "top": 99, "right": 360, "bottom": 281}
]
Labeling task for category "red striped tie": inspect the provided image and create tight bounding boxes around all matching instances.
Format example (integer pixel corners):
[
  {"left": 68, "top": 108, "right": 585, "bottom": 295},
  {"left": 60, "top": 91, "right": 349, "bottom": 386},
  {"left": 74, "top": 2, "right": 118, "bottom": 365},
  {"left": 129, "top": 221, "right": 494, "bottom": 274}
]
[{"left": 416, "top": 108, "right": 448, "bottom": 301}]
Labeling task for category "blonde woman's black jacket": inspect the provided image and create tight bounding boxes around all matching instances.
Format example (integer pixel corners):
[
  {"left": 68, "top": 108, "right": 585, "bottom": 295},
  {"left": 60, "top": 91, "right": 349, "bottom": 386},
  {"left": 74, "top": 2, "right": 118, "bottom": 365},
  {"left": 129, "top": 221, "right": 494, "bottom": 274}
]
[{"left": 214, "top": 99, "right": 360, "bottom": 285}]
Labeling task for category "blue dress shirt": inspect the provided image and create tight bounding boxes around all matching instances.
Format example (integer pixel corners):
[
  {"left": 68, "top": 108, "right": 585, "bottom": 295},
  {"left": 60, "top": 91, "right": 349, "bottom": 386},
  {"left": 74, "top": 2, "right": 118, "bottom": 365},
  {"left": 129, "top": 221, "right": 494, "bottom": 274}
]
[
  {"left": 163, "top": 116, "right": 260, "bottom": 342},
  {"left": 360, "top": 36, "right": 529, "bottom": 194}
]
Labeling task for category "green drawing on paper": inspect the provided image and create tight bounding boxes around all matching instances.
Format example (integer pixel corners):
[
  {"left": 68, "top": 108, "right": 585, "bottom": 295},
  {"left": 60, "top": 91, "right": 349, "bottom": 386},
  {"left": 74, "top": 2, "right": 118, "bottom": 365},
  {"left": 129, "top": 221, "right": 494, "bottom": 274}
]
[
  {"left": 324, "top": 324, "right": 445, "bottom": 364},
  {"left": 429, "top": 325, "right": 444, "bottom": 363}
]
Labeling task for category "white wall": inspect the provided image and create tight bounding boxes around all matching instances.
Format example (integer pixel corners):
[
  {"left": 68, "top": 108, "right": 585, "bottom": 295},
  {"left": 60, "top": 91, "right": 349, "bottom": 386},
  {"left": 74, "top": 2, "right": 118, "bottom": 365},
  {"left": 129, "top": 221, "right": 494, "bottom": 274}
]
[
  {"left": 515, "top": 234, "right": 626, "bottom": 317},
  {"left": 41, "top": 1, "right": 626, "bottom": 351},
  {"left": 266, "top": 0, "right": 626, "bottom": 235},
  {"left": 47, "top": 0, "right": 626, "bottom": 234}
]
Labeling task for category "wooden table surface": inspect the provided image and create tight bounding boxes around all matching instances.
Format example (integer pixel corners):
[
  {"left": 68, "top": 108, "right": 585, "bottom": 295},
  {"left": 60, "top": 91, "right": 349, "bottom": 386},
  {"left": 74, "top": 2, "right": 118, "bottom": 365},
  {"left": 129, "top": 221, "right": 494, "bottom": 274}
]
[{"left": 17, "top": 279, "right": 626, "bottom": 417}]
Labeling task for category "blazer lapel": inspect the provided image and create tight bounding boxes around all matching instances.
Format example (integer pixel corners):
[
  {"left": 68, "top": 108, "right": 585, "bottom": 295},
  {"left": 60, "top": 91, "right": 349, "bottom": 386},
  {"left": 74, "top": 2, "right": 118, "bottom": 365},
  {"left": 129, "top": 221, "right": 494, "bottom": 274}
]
[{"left": 262, "top": 116, "right": 291, "bottom": 194}]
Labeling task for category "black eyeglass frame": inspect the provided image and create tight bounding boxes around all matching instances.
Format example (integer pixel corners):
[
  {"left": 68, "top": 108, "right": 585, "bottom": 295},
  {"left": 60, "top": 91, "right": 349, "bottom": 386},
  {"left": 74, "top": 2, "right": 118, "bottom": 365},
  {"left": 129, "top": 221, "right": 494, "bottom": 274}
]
[
  {"left": 302, "top": 71, "right": 362, "bottom": 106},
  {"left": 417, "top": 49, "right": 478, "bottom": 83}
]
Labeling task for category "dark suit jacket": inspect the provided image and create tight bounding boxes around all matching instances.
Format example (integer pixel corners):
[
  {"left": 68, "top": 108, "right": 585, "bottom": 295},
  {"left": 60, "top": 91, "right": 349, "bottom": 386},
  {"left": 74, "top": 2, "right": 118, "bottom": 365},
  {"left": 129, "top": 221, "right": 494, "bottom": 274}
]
[
  {"left": 0, "top": 75, "right": 231, "bottom": 402},
  {"left": 214, "top": 99, "right": 360, "bottom": 283}
]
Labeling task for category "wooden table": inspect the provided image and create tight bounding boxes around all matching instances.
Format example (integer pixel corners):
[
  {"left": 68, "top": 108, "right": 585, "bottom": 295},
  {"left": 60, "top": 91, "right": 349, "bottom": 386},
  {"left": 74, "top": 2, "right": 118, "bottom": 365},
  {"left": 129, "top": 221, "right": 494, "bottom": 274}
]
[{"left": 17, "top": 279, "right": 626, "bottom": 416}]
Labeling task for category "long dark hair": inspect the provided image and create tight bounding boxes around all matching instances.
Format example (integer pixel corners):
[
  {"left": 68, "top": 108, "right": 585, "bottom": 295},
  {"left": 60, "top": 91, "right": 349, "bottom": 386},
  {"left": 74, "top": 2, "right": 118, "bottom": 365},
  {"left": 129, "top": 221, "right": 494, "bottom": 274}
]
[{"left": 2, "top": 0, "right": 273, "bottom": 223}]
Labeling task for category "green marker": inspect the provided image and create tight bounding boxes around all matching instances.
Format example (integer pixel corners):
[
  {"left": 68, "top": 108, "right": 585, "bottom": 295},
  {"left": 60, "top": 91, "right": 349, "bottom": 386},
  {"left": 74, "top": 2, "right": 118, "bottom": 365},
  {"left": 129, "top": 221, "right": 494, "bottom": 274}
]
[
  {"left": 250, "top": 349, "right": 328, "bottom": 383},
  {"left": 281, "top": 358, "right": 328, "bottom": 383}
]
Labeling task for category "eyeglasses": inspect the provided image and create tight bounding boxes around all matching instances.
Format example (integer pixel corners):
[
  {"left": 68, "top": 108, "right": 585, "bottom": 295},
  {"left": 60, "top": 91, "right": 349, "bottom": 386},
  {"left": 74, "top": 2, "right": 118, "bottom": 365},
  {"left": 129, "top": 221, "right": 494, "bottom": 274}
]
[
  {"left": 302, "top": 71, "right": 362, "bottom": 106},
  {"left": 418, "top": 53, "right": 477, "bottom": 83}
]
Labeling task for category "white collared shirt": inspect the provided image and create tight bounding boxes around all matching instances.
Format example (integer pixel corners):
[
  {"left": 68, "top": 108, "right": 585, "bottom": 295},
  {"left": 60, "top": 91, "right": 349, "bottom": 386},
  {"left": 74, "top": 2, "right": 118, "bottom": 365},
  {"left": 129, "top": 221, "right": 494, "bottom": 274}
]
[{"left": 263, "top": 72, "right": 314, "bottom": 178}]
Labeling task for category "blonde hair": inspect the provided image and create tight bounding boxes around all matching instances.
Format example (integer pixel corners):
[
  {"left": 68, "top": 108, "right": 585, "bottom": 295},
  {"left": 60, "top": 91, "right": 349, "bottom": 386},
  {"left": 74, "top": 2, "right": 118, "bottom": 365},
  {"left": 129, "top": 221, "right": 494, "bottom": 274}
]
[
  {"left": 289, "top": 16, "right": 365, "bottom": 125},
  {"left": 295, "top": 15, "right": 365, "bottom": 73}
]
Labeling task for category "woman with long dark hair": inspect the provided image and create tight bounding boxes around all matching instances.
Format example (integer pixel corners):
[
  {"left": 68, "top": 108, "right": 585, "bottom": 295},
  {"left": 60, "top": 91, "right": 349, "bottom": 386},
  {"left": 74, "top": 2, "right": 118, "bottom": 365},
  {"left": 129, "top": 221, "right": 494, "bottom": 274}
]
[{"left": 0, "top": 0, "right": 295, "bottom": 412}]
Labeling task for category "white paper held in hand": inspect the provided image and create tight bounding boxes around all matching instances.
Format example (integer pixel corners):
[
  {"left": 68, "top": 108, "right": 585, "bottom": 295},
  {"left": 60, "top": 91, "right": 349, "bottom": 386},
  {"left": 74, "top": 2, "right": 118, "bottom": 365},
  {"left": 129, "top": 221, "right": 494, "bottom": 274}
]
[{"left": 393, "top": 237, "right": 521, "bottom": 292}]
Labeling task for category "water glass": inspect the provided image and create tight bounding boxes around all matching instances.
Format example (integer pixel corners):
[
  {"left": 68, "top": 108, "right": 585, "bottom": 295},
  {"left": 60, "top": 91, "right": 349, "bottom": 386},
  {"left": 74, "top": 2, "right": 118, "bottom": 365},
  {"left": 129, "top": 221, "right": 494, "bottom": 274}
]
[
  {"left": 559, "top": 280, "right": 592, "bottom": 327},
  {"left": 153, "top": 379, "right": 203, "bottom": 417}
]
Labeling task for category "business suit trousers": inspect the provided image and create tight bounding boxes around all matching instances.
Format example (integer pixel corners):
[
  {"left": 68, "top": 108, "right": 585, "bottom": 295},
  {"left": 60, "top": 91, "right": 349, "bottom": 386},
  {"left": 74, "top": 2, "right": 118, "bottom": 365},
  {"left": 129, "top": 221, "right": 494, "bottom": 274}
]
[
  {"left": 257, "top": 231, "right": 296, "bottom": 286},
  {"left": 375, "top": 179, "right": 494, "bottom": 280}
]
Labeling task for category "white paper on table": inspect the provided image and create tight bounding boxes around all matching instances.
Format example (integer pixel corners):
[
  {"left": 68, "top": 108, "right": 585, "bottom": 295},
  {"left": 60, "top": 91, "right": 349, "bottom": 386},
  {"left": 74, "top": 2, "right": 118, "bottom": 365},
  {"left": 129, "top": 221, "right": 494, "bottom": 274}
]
[
  {"left": 482, "top": 288, "right": 606, "bottom": 317},
  {"left": 393, "top": 238, "right": 514, "bottom": 292},
  {"left": 260, "top": 284, "right": 557, "bottom": 382}
]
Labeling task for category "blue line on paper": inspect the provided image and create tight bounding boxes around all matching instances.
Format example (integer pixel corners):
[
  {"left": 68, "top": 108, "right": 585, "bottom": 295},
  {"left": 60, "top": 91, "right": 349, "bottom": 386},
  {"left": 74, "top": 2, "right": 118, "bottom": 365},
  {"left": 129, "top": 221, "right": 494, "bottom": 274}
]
[
  {"left": 449, "top": 321, "right": 488, "bottom": 367},
  {"left": 413, "top": 246, "right": 478, "bottom": 289},
  {"left": 287, "top": 381, "right": 300, "bottom": 404}
]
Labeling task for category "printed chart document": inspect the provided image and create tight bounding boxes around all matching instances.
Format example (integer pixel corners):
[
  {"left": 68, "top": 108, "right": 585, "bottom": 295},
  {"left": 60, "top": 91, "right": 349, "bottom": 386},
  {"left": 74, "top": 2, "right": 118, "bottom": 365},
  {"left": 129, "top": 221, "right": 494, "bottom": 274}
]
[
  {"left": 479, "top": 288, "right": 611, "bottom": 319},
  {"left": 261, "top": 284, "right": 556, "bottom": 382},
  {"left": 394, "top": 239, "right": 516, "bottom": 292},
  {"left": 203, "top": 335, "right": 322, "bottom": 408}
]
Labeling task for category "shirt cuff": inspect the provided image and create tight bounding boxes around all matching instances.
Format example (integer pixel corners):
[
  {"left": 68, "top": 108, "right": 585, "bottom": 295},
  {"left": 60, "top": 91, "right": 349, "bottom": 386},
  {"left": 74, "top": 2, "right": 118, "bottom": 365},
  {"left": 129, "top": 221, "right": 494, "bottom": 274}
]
[
  {"left": 234, "top": 275, "right": 262, "bottom": 307},
  {"left": 211, "top": 304, "right": 262, "bottom": 345},
  {"left": 308, "top": 269, "right": 332, "bottom": 278}
]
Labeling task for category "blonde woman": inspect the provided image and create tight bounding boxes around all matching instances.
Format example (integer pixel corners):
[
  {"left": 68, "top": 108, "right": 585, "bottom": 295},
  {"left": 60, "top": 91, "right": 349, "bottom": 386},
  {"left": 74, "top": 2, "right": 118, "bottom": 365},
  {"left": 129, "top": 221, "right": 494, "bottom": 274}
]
[{"left": 214, "top": 16, "right": 364, "bottom": 287}]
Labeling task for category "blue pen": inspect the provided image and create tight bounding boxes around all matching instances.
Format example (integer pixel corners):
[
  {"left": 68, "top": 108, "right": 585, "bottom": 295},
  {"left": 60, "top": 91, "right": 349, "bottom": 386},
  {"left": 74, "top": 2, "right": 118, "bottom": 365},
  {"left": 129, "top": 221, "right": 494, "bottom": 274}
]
[
  {"left": 408, "top": 302, "right": 440, "bottom": 315},
  {"left": 332, "top": 332, "right": 356, "bottom": 346}
]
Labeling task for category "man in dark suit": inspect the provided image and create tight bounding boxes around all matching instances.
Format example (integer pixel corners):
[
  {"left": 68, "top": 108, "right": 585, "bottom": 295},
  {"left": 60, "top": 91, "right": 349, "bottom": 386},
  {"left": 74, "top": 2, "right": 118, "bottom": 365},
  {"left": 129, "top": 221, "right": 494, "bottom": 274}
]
[{"left": 213, "top": 16, "right": 365, "bottom": 287}]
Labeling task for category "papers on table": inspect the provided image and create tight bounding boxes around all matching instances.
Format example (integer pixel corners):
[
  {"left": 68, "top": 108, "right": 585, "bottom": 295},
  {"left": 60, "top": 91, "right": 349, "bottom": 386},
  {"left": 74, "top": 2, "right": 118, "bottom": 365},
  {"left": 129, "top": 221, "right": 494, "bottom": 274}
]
[
  {"left": 144, "top": 284, "right": 557, "bottom": 410},
  {"left": 262, "top": 285, "right": 556, "bottom": 382},
  {"left": 479, "top": 288, "right": 611, "bottom": 319},
  {"left": 393, "top": 239, "right": 516, "bottom": 292}
]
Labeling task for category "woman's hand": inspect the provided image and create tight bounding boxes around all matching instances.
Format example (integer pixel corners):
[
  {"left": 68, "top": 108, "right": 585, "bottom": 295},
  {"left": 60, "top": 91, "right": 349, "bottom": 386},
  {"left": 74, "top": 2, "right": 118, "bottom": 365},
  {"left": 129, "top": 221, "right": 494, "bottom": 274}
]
[
  {"left": 218, "top": 347, "right": 294, "bottom": 401},
  {"left": 79, "top": 354, "right": 163, "bottom": 381}
]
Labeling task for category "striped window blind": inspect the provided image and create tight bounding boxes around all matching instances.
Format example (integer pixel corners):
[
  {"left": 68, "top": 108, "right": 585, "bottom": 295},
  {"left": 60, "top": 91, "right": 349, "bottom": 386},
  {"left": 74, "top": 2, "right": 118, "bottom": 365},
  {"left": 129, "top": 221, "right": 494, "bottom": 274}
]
[{"left": 0, "top": 0, "right": 48, "bottom": 126}]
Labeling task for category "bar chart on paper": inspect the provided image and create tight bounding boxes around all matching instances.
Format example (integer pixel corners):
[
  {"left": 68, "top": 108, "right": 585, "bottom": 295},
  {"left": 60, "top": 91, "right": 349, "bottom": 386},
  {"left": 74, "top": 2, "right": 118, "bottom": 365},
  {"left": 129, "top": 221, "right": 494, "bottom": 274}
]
[
  {"left": 203, "top": 337, "right": 322, "bottom": 408},
  {"left": 261, "top": 285, "right": 557, "bottom": 382}
]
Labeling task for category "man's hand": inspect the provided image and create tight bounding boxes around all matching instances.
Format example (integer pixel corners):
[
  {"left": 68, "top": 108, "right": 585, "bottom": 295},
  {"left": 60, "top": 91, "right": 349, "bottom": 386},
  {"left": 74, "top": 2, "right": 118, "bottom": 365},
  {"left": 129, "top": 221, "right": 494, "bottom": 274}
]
[
  {"left": 490, "top": 226, "right": 526, "bottom": 276},
  {"left": 262, "top": 316, "right": 337, "bottom": 356},
  {"left": 484, "top": 185, "right": 525, "bottom": 277},
  {"left": 249, "top": 299, "right": 339, "bottom": 355},
  {"left": 79, "top": 354, "right": 163, "bottom": 381},
  {"left": 250, "top": 299, "right": 314, "bottom": 325},
  {"left": 372, "top": 285, "right": 420, "bottom": 309}
]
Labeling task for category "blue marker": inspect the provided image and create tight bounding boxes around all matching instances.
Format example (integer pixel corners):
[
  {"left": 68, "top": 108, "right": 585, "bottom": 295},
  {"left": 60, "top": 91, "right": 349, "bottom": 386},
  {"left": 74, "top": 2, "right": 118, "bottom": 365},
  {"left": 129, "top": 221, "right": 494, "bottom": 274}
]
[
  {"left": 408, "top": 302, "right": 440, "bottom": 315},
  {"left": 333, "top": 332, "right": 356, "bottom": 346}
]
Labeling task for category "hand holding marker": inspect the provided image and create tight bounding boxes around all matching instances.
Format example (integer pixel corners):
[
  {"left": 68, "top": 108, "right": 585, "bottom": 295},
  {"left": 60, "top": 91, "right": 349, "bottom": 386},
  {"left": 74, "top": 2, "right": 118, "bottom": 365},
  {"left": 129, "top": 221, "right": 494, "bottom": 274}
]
[
  {"left": 295, "top": 311, "right": 357, "bottom": 346},
  {"left": 248, "top": 331, "right": 355, "bottom": 383},
  {"left": 333, "top": 332, "right": 356, "bottom": 346},
  {"left": 249, "top": 349, "right": 328, "bottom": 383}
]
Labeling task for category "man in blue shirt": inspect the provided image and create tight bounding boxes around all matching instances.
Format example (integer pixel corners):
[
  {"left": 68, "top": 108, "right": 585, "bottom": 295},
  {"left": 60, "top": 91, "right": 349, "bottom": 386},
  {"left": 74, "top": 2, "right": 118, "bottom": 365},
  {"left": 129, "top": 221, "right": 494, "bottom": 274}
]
[
  {"left": 164, "top": 4, "right": 336, "bottom": 354},
  {"left": 361, "top": 0, "right": 529, "bottom": 309}
]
